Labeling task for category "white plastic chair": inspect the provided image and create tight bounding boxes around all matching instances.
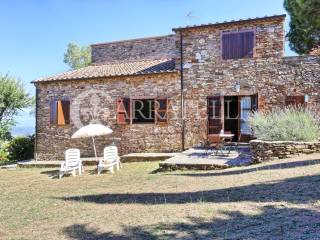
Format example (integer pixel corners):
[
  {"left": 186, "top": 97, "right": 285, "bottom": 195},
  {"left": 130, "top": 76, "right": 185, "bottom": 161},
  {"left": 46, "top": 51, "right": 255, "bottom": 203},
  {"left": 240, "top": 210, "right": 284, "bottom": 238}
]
[
  {"left": 59, "top": 149, "right": 83, "bottom": 179},
  {"left": 97, "top": 146, "right": 122, "bottom": 174}
]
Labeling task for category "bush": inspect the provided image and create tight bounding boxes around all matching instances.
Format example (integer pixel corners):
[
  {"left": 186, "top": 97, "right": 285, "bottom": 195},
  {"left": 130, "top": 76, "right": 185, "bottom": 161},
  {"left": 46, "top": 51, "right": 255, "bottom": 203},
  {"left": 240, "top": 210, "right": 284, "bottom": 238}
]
[
  {"left": 0, "top": 141, "right": 9, "bottom": 164},
  {"left": 249, "top": 107, "right": 320, "bottom": 141},
  {"left": 7, "top": 135, "right": 35, "bottom": 161}
]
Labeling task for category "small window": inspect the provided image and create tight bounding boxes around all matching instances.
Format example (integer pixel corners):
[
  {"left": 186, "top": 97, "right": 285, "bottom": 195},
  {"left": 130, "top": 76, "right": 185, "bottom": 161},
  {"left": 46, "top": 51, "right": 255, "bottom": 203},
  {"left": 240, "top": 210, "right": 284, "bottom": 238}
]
[
  {"left": 116, "top": 98, "right": 169, "bottom": 124},
  {"left": 132, "top": 99, "right": 154, "bottom": 124},
  {"left": 222, "top": 31, "right": 254, "bottom": 60},
  {"left": 285, "top": 95, "right": 305, "bottom": 107},
  {"left": 50, "top": 97, "right": 70, "bottom": 125}
]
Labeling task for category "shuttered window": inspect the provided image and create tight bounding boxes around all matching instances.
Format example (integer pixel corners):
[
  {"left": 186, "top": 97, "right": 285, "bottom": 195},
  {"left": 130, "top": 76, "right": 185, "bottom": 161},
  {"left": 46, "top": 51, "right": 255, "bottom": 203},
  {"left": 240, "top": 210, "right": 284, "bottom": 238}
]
[
  {"left": 222, "top": 31, "right": 254, "bottom": 60},
  {"left": 285, "top": 95, "right": 305, "bottom": 107},
  {"left": 50, "top": 98, "right": 70, "bottom": 125},
  {"left": 117, "top": 97, "right": 169, "bottom": 124},
  {"left": 207, "top": 96, "right": 222, "bottom": 134}
]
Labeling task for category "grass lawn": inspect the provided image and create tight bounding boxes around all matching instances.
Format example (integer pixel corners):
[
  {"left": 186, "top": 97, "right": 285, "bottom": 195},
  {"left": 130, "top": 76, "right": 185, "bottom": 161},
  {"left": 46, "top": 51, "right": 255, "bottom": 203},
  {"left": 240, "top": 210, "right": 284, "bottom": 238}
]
[{"left": 1, "top": 154, "right": 320, "bottom": 240}]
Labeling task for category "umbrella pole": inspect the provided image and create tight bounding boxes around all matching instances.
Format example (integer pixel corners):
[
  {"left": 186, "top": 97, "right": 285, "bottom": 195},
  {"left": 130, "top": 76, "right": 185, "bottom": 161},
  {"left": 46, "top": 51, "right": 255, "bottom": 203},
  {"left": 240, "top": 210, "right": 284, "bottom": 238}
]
[{"left": 92, "top": 137, "right": 98, "bottom": 161}]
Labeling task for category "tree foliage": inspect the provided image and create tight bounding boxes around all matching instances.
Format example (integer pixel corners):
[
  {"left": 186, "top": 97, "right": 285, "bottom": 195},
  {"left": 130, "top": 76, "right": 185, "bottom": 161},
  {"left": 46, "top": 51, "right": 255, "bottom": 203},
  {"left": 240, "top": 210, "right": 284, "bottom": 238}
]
[
  {"left": 64, "top": 43, "right": 91, "bottom": 69},
  {"left": 0, "top": 74, "right": 33, "bottom": 141},
  {"left": 284, "top": 0, "right": 320, "bottom": 54}
]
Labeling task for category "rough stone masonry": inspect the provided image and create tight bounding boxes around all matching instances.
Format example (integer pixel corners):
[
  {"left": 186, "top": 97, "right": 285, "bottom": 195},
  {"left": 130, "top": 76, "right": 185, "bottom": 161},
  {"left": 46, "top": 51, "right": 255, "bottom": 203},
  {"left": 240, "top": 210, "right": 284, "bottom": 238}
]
[{"left": 34, "top": 15, "right": 320, "bottom": 161}]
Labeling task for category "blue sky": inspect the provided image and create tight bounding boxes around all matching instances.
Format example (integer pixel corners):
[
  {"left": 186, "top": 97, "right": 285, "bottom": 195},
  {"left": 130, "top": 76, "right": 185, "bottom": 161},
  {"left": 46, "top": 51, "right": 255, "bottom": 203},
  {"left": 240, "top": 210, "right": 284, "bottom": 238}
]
[{"left": 0, "top": 0, "right": 294, "bottom": 135}]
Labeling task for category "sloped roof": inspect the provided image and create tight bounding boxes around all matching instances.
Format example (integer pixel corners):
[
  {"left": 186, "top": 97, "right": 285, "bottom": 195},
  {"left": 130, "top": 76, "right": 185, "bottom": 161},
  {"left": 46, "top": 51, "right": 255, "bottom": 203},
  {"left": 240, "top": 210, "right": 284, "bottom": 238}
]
[
  {"left": 33, "top": 58, "right": 176, "bottom": 83},
  {"left": 173, "top": 14, "right": 286, "bottom": 31}
]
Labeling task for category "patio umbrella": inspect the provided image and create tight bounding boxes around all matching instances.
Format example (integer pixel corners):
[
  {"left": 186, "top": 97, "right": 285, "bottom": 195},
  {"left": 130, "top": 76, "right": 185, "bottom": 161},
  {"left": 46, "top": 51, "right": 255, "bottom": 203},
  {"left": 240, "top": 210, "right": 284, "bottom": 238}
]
[{"left": 71, "top": 123, "right": 113, "bottom": 160}]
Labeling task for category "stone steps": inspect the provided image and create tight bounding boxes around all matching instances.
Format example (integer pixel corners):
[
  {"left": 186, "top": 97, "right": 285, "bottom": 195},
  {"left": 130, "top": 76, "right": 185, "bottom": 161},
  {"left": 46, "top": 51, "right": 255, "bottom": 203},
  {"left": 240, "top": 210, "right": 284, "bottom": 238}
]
[
  {"left": 120, "top": 152, "right": 177, "bottom": 162},
  {"left": 17, "top": 153, "right": 177, "bottom": 168}
]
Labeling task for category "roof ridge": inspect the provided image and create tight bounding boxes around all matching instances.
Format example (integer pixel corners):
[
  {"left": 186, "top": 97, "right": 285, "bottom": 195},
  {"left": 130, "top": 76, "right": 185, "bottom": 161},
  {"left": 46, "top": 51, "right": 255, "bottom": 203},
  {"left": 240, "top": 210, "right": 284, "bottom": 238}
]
[
  {"left": 91, "top": 34, "right": 176, "bottom": 47},
  {"left": 32, "top": 58, "right": 176, "bottom": 83},
  {"left": 172, "top": 14, "right": 286, "bottom": 31},
  {"left": 91, "top": 58, "right": 174, "bottom": 66}
]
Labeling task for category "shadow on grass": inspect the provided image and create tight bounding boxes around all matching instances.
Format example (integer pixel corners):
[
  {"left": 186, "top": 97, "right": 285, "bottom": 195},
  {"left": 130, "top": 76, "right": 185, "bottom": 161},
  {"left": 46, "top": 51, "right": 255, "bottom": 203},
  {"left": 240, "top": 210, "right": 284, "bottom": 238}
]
[
  {"left": 169, "top": 158, "right": 320, "bottom": 177},
  {"left": 40, "top": 170, "right": 59, "bottom": 179},
  {"left": 63, "top": 206, "right": 320, "bottom": 239},
  {"left": 57, "top": 174, "right": 320, "bottom": 205},
  {"left": 40, "top": 168, "right": 99, "bottom": 179}
]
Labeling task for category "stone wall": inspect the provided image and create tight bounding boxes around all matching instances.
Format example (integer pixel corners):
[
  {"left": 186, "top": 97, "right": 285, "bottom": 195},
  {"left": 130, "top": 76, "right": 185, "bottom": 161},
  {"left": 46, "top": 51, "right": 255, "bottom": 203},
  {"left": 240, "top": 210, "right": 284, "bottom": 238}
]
[
  {"left": 35, "top": 72, "right": 182, "bottom": 161},
  {"left": 35, "top": 16, "right": 320, "bottom": 161},
  {"left": 250, "top": 140, "right": 320, "bottom": 163},
  {"left": 175, "top": 16, "right": 320, "bottom": 149},
  {"left": 91, "top": 35, "right": 178, "bottom": 65}
]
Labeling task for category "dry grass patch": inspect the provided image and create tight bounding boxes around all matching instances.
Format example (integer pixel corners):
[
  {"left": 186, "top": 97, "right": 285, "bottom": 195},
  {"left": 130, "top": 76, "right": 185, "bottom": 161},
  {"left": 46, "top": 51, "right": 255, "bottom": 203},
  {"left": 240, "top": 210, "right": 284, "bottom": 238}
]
[{"left": 1, "top": 154, "right": 320, "bottom": 239}]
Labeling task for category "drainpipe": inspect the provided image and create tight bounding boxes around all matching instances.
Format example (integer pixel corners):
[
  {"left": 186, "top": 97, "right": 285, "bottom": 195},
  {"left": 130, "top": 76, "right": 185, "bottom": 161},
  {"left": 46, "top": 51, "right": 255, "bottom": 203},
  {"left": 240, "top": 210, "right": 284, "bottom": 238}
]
[{"left": 179, "top": 32, "right": 185, "bottom": 151}]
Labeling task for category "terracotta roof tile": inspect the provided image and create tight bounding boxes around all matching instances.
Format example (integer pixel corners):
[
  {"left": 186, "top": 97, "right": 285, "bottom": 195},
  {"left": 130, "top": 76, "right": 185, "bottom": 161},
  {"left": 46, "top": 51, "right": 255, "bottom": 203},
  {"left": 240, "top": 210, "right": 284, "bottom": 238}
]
[{"left": 33, "top": 58, "right": 176, "bottom": 83}]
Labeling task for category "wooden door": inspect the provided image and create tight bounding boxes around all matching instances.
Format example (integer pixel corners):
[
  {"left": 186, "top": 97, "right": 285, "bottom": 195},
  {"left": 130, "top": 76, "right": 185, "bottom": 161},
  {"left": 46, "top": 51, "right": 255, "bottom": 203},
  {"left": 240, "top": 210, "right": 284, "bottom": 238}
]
[{"left": 207, "top": 96, "right": 222, "bottom": 135}]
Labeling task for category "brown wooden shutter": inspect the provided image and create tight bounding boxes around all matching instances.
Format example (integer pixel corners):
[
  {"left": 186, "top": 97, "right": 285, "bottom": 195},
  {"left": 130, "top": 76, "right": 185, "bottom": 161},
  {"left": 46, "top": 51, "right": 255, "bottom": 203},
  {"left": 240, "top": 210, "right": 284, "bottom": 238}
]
[
  {"left": 155, "top": 98, "right": 168, "bottom": 124},
  {"left": 61, "top": 100, "right": 70, "bottom": 125},
  {"left": 117, "top": 98, "right": 131, "bottom": 124},
  {"left": 57, "top": 100, "right": 67, "bottom": 125},
  {"left": 207, "top": 96, "right": 222, "bottom": 134},
  {"left": 246, "top": 31, "right": 254, "bottom": 57},
  {"left": 50, "top": 99, "right": 58, "bottom": 124},
  {"left": 258, "top": 95, "right": 266, "bottom": 113},
  {"left": 285, "top": 96, "right": 305, "bottom": 107},
  {"left": 222, "top": 31, "right": 254, "bottom": 60}
]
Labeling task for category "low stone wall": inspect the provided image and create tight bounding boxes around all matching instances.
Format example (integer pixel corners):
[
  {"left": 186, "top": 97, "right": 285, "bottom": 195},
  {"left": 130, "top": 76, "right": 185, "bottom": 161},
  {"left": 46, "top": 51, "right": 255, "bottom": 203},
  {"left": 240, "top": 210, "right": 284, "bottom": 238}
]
[{"left": 250, "top": 140, "right": 320, "bottom": 163}]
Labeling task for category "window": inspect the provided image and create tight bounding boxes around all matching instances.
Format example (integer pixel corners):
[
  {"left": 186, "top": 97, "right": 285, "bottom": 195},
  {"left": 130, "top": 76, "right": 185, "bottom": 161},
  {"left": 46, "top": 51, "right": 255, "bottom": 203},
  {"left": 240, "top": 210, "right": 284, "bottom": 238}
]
[
  {"left": 117, "top": 98, "right": 168, "bottom": 124},
  {"left": 285, "top": 95, "right": 305, "bottom": 107},
  {"left": 132, "top": 99, "right": 154, "bottom": 123},
  {"left": 222, "top": 31, "right": 254, "bottom": 60},
  {"left": 240, "top": 96, "right": 252, "bottom": 135},
  {"left": 50, "top": 97, "right": 70, "bottom": 125}
]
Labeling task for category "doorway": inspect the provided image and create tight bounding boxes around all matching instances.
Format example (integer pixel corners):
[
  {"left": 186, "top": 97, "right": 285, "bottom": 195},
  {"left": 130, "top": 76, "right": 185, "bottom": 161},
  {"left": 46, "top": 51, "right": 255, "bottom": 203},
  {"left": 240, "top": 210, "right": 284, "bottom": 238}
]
[
  {"left": 207, "top": 94, "right": 258, "bottom": 142},
  {"left": 224, "top": 96, "right": 239, "bottom": 141}
]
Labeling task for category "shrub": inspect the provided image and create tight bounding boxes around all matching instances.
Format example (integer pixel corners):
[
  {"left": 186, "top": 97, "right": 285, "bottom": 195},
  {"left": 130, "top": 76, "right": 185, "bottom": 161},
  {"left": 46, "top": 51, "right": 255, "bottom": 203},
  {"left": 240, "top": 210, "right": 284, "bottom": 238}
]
[
  {"left": 7, "top": 135, "right": 35, "bottom": 162},
  {"left": 0, "top": 141, "right": 9, "bottom": 164},
  {"left": 249, "top": 107, "right": 320, "bottom": 141}
]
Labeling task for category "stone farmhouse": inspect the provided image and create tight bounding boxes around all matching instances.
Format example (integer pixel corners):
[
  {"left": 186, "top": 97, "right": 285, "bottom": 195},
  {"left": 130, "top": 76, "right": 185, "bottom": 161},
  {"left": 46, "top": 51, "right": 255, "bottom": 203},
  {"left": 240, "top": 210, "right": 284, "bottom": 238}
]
[{"left": 33, "top": 14, "right": 320, "bottom": 161}]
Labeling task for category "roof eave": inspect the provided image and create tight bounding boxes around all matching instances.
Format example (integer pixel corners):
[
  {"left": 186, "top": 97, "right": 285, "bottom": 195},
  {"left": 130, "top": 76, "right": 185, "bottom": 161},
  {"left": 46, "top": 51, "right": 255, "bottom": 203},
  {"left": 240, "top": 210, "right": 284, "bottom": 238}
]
[{"left": 32, "top": 70, "right": 179, "bottom": 84}]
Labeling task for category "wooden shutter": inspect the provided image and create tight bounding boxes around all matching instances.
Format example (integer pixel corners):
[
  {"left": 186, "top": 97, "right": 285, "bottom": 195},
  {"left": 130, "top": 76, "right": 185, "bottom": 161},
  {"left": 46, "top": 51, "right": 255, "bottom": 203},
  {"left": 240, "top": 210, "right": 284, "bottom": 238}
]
[
  {"left": 50, "top": 99, "right": 58, "bottom": 124},
  {"left": 50, "top": 98, "right": 70, "bottom": 125},
  {"left": 207, "top": 96, "right": 222, "bottom": 134},
  {"left": 61, "top": 100, "right": 70, "bottom": 125},
  {"left": 117, "top": 98, "right": 131, "bottom": 124},
  {"left": 57, "top": 100, "right": 70, "bottom": 125},
  {"left": 222, "top": 31, "right": 254, "bottom": 60},
  {"left": 285, "top": 96, "right": 305, "bottom": 107},
  {"left": 155, "top": 98, "right": 168, "bottom": 124},
  {"left": 258, "top": 95, "right": 266, "bottom": 113},
  {"left": 242, "top": 31, "right": 254, "bottom": 58}
]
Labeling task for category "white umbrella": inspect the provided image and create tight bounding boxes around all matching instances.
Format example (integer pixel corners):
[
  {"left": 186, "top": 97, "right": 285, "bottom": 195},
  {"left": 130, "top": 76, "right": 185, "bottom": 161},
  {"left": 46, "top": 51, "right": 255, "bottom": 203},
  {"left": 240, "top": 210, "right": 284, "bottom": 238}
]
[{"left": 71, "top": 123, "right": 113, "bottom": 160}]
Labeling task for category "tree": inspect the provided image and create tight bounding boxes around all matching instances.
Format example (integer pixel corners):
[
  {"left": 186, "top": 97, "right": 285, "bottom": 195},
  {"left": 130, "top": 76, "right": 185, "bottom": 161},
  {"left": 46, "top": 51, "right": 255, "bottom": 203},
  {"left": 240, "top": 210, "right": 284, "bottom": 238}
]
[
  {"left": 284, "top": 0, "right": 320, "bottom": 54},
  {"left": 63, "top": 43, "right": 91, "bottom": 69},
  {"left": 0, "top": 74, "right": 33, "bottom": 140}
]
